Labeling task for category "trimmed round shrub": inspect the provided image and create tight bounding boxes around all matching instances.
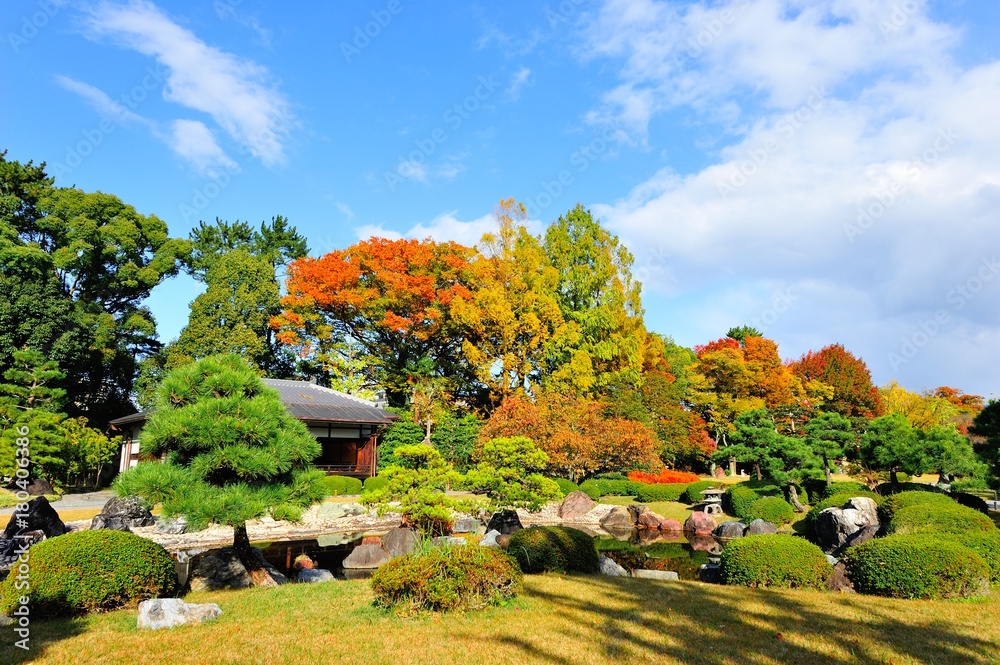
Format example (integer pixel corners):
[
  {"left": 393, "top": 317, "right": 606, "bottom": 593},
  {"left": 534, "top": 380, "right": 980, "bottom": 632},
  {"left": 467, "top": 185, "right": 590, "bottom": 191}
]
[
  {"left": 951, "top": 492, "right": 990, "bottom": 515},
  {"left": 577, "top": 479, "right": 640, "bottom": 499},
  {"left": 363, "top": 475, "right": 389, "bottom": 492},
  {"left": 874, "top": 481, "right": 945, "bottom": 496},
  {"left": 845, "top": 535, "right": 989, "bottom": 599},
  {"left": 577, "top": 480, "right": 602, "bottom": 501},
  {"left": 725, "top": 484, "right": 761, "bottom": 519},
  {"left": 507, "top": 526, "right": 599, "bottom": 574},
  {"left": 371, "top": 544, "right": 521, "bottom": 613},
  {"left": 720, "top": 534, "right": 831, "bottom": 589},
  {"left": 889, "top": 502, "right": 996, "bottom": 538},
  {"left": 0, "top": 530, "right": 176, "bottom": 617},
  {"left": 879, "top": 490, "right": 956, "bottom": 522},
  {"left": 745, "top": 496, "right": 795, "bottom": 526},
  {"left": 957, "top": 531, "right": 1000, "bottom": 585},
  {"left": 554, "top": 478, "right": 579, "bottom": 497},
  {"left": 320, "top": 475, "right": 363, "bottom": 496},
  {"left": 634, "top": 483, "right": 688, "bottom": 503},
  {"left": 682, "top": 480, "right": 718, "bottom": 505}
]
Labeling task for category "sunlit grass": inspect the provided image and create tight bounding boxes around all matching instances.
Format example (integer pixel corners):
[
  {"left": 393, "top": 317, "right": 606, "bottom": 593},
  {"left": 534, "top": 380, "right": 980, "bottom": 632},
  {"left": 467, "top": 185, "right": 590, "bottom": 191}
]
[{"left": 4, "top": 574, "right": 998, "bottom": 664}]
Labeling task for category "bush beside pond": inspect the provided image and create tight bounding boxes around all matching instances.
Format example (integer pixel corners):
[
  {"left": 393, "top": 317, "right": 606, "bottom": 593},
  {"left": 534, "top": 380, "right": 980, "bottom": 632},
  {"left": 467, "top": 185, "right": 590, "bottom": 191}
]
[
  {"left": 720, "top": 534, "right": 831, "bottom": 589},
  {"left": 508, "top": 526, "right": 599, "bottom": 574},
  {"left": 745, "top": 497, "right": 795, "bottom": 526}
]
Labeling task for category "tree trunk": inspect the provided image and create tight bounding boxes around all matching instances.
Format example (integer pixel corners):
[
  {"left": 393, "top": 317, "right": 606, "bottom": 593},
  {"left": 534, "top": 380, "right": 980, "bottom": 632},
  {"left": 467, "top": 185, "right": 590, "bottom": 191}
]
[
  {"left": 890, "top": 466, "right": 900, "bottom": 492},
  {"left": 728, "top": 456, "right": 737, "bottom": 477},
  {"left": 233, "top": 524, "right": 278, "bottom": 588},
  {"left": 787, "top": 484, "right": 806, "bottom": 513},
  {"left": 825, "top": 463, "right": 832, "bottom": 490},
  {"left": 753, "top": 463, "right": 762, "bottom": 481}
]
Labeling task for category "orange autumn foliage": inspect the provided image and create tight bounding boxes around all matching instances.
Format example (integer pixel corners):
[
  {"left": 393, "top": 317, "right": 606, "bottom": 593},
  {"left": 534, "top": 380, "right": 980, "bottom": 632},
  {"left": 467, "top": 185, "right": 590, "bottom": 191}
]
[{"left": 627, "top": 470, "right": 700, "bottom": 484}]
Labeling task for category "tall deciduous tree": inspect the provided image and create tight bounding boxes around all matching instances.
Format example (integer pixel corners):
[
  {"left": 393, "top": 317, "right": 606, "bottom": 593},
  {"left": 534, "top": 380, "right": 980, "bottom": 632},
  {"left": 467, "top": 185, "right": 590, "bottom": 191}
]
[
  {"left": 542, "top": 204, "right": 645, "bottom": 393},
  {"left": 275, "top": 236, "right": 475, "bottom": 407},
  {"left": 113, "top": 354, "right": 326, "bottom": 587},
  {"left": 790, "top": 344, "right": 883, "bottom": 420}
]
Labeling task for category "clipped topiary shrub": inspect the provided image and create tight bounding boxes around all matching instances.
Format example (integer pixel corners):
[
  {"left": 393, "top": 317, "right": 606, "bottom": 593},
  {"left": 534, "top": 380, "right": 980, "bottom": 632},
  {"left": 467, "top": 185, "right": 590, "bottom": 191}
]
[
  {"left": 371, "top": 544, "right": 521, "bottom": 613},
  {"left": 957, "top": 531, "right": 1000, "bottom": 585},
  {"left": 682, "top": 480, "right": 718, "bottom": 505},
  {"left": 363, "top": 475, "right": 389, "bottom": 492},
  {"left": 554, "top": 478, "right": 579, "bottom": 497},
  {"left": 720, "top": 534, "right": 831, "bottom": 589},
  {"left": 880, "top": 490, "right": 957, "bottom": 522},
  {"left": 320, "top": 475, "right": 364, "bottom": 496},
  {"left": 845, "top": 535, "right": 989, "bottom": 599},
  {"left": 725, "top": 484, "right": 761, "bottom": 519},
  {"left": 823, "top": 481, "right": 869, "bottom": 498},
  {"left": 577, "top": 480, "right": 602, "bottom": 501},
  {"left": 745, "top": 496, "right": 795, "bottom": 526},
  {"left": 889, "top": 502, "right": 996, "bottom": 538},
  {"left": 874, "top": 481, "right": 945, "bottom": 496},
  {"left": 508, "top": 526, "right": 599, "bottom": 574},
  {"left": 577, "top": 479, "right": 640, "bottom": 499},
  {"left": 0, "top": 530, "right": 176, "bottom": 617},
  {"left": 634, "top": 483, "right": 688, "bottom": 503},
  {"left": 951, "top": 492, "right": 990, "bottom": 515}
]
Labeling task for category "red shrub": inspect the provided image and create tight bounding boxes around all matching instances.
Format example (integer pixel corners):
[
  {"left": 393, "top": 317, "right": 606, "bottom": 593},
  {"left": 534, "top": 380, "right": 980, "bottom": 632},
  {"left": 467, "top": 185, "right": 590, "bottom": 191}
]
[{"left": 628, "top": 470, "right": 700, "bottom": 484}]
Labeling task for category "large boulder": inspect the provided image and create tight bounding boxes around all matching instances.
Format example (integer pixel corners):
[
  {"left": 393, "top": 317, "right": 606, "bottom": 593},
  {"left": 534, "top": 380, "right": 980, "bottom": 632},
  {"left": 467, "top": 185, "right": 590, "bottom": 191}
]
[
  {"left": 137, "top": 598, "right": 222, "bottom": 630},
  {"left": 91, "top": 496, "right": 154, "bottom": 532},
  {"left": 381, "top": 527, "right": 419, "bottom": 558},
  {"left": 683, "top": 511, "right": 717, "bottom": 536},
  {"left": 658, "top": 518, "right": 683, "bottom": 532},
  {"left": 155, "top": 516, "right": 188, "bottom": 535},
  {"left": 188, "top": 547, "right": 288, "bottom": 592},
  {"left": 713, "top": 521, "right": 746, "bottom": 540},
  {"left": 559, "top": 491, "right": 596, "bottom": 519},
  {"left": 814, "top": 497, "right": 880, "bottom": 553},
  {"left": 636, "top": 510, "right": 666, "bottom": 530},
  {"left": 2, "top": 496, "right": 65, "bottom": 540},
  {"left": 486, "top": 510, "right": 523, "bottom": 535},
  {"left": 25, "top": 478, "right": 54, "bottom": 497},
  {"left": 745, "top": 519, "right": 778, "bottom": 536},
  {"left": 342, "top": 544, "right": 390, "bottom": 569},
  {"left": 600, "top": 506, "right": 636, "bottom": 531},
  {"left": 598, "top": 554, "right": 629, "bottom": 577}
]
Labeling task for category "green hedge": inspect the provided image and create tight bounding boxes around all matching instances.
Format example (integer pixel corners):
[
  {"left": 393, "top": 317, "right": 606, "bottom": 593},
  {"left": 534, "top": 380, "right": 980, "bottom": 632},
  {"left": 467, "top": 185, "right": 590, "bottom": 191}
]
[
  {"left": 682, "top": 480, "right": 719, "bottom": 505},
  {"left": 554, "top": 478, "right": 580, "bottom": 497},
  {"left": 371, "top": 544, "right": 521, "bottom": 612},
  {"left": 507, "top": 526, "right": 599, "bottom": 574},
  {"left": 320, "top": 475, "right": 364, "bottom": 496},
  {"left": 634, "top": 483, "right": 688, "bottom": 503},
  {"left": 577, "top": 479, "right": 640, "bottom": 499},
  {"left": 957, "top": 531, "right": 1000, "bottom": 585},
  {"left": 845, "top": 535, "right": 989, "bottom": 599},
  {"left": 745, "top": 496, "right": 795, "bottom": 526},
  {"left": 720, "top": 534, "right": 831, "bottom": 589},
  {"left": 725, "top": 485, "right": 761, "bottom": 519},
  {"left": 879, "top": 490, "right": 957, "bottom": 522},
  {"left": 823, "top": 481, "right": 868, "bottom": 498},
  {"left": 889, "top": 503, "right": 996, "bottom": 538},
  {"left": 0, "top": 530, "right": 176, "bottom": 617},
  {"left": 363, "top": 475, "right": 389, "bottom": 492}
]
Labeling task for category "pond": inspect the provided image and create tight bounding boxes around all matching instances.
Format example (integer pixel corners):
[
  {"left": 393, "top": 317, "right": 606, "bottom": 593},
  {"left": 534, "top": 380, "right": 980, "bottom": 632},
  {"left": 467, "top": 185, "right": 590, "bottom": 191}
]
[{"left": 590, "top": 527, "right": 726, "bottom": 580}]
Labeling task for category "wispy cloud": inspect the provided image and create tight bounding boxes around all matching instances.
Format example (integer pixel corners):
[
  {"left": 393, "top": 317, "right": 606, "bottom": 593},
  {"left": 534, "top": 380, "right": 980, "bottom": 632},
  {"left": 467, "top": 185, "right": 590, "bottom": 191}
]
[
  {"left": 356, "top": 210, "right": 543, "bottom": 247},
  {"left": 507, "top": 66, "right": 532, "bottom": 99},
  {"left": 164, "top": 119, "right": 239, "bottom": 176},
  {"left": 84, "top": 0, "right": 294, "bottom": 166},
  {"left": 54, "top": 75, "right": 149, "bottom": 126}
]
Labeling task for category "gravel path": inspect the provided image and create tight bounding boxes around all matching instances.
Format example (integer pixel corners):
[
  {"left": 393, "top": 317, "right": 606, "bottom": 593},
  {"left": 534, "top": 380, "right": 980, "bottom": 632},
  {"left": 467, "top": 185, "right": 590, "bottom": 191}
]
[{"left": 0, "top": 490, "right": 114, "bottom": 515}]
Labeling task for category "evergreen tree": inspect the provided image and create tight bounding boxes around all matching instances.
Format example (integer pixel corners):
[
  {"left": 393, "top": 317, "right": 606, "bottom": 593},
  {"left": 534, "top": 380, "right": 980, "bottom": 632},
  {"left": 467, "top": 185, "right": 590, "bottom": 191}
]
[{"left": 803, "top": 412, "right": 854, "bottom": 489}]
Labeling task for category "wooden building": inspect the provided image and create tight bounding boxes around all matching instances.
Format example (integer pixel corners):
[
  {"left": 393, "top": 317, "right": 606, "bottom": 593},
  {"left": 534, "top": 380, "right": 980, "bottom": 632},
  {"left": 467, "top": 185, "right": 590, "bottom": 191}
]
[{"left": 109, "top": 379, "right": 398, "bottom": 478}]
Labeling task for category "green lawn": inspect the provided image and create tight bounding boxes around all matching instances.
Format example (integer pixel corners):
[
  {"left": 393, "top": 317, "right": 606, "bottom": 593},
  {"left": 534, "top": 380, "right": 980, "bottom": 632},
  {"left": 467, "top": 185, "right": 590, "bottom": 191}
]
[{"left": 4, "top": 574, "right": 998, "bottom": 664}]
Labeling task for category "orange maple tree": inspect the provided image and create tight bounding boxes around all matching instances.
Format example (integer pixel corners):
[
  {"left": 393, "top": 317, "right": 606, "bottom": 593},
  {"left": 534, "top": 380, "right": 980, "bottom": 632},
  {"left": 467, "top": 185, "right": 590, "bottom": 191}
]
[{"left": 790, "top": 343, "right": 883, "bottom": 419}]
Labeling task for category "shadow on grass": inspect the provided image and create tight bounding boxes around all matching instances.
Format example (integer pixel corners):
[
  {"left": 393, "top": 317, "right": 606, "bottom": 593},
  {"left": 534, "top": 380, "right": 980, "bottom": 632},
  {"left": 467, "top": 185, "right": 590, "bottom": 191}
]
[
  {"left": 496, "top": 576, "right": 998, "bottom": 665},
  {"left": 1, "top": 615, "right": 88, "bottom": 664}
]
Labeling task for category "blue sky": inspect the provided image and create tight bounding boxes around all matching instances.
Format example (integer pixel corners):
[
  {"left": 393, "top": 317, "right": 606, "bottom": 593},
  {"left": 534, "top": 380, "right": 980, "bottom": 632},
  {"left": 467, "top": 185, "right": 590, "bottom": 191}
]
[{"left": 2, "top": 0, "right": 999, "bottom": 398}]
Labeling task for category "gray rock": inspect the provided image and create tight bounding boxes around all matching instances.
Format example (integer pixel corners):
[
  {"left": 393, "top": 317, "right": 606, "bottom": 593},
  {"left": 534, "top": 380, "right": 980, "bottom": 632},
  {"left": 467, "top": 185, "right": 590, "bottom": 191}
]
[
  {"left": 559, "top": 491, "right": 596, "bottom": 519},
  {"left": 633, "top": 569, "right": 679, "bottom": 581},
  {"left": 825, "top": 561, "right": 854, "bottom": 593},
  {"left": 815, "top": 497, "right": 880, "bottom": 553},
  {"left": 600, "top": 506, "right": 636, "bottom": 531},
  {"left": 745, "top": 519, "right": 778, "bottom": 536},
  {"left": 297, "top": 568, "right": 336, "bottom": 583},
  {"left": 486, "top": 510, "right": 523, "bottom": 535},
  {"left": 155, "top": 516, "right": 188, "bottom": 535},
  {"left": 342, "top": 544, "right": 390, "bottom": 569},
  {"left": 91, "top": 496, "right": 154, "bottom": 532},
  {"left": 381, "top": 527, "right": 419, "bottom": 558},
  {"left": 480, "top": 529, "right": 502, "bottom": 547},
  {"left": 188, "top": 547, "right": 288, "bottom": 592},
  {"left": 452, "top": 517, "right": 480, "bottom": 533},
  {"left": 137, "top": 598, "right": 222, "bottom": 630},
  {"left": 599, "top": 554, "right": 629, "bottom": 577},
  {"left": 713, "top": 521, "right": 746, "bottom": 540}
]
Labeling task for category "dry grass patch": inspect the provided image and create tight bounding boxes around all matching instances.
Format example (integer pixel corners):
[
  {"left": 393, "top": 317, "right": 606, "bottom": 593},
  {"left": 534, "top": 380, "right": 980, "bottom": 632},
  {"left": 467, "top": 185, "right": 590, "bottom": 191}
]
[{"left": 4, "top": 573, "right": 999, "bottom": 664}]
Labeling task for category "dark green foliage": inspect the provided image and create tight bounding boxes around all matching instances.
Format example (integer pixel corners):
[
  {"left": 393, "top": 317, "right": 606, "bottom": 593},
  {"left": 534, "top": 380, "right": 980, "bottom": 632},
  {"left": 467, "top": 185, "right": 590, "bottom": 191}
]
[
  {"left": 593, "top": 472, "right": 628, "bottom": 481},
  {"left": 682, "top": 480, "right": 718, "bottom": 504},
  {"left": 363, "top": 476, "right": 389, "bottom": 492},
  {"left": 874, "top": 481, "right": 945, "bottom": 496},
  {"left": 889, "top": 503, "right": 995, "bottom": 537},
  {"left": 725, "top": 484, "right": 761, "bottom": 519},
  {"left": 746, "top": 496, "right": 795, "bottom": 526},
  {"left": 956, "top": 531, "right": 1000, "bottom": 584},
  {"left": 430, "top": 412, "right": 481, "bottom": 471},
  {"left": 634, "top": 483, "right": 688, "bottom": 502},
  {"left": 507, "top": 526, "right": 600, "bottom": 574},
  {"left": 879, "top": 490, "right": 957, "bottom": 523},
  {"left": 577, "top": 478, "right": 640, "bottom": 499},
  {"left": 951, "top": 492, "right": 989, "bottom": 515},
  {"left": 823, "top": 481, "right": 868, "bottom": 498},
  {"left": 720, "top": 534, "right": 831, "bottom": 589},
  {"left": 803, "top": 490, "right": 882, "bottom": 534},
  {"left": 378, "top": 420, "right": 426, "bottom": 468},
  {"left": 554, "top": 478, "right": 580, "bottom": 496},
  {"left": 370, "top": 545, "right": 521, "bottom": 613},
  {"left": 971, "top": 399, "right": 1000, "bottom": 479},
  {"left": 319, "top": 475, "right": 363, "bottom": 496},
  {"left": 845, "top": 535, "right": 990, "bottom": 599},
  {"left": 0, "top": 530, "right": 176, "bottom": 616}
]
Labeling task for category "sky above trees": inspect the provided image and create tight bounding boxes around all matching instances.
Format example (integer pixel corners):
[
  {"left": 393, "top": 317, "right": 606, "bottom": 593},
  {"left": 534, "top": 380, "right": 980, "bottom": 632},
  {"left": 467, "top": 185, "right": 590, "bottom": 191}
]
[{"left": 3, "top": 0, "right": 998, "bottom": 398}]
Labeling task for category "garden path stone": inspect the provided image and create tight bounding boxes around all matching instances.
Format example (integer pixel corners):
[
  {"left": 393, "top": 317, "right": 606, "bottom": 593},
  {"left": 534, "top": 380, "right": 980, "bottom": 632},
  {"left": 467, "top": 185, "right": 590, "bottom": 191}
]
[{"left": 137, "top": 598, "right": 222, "bottom": 630}]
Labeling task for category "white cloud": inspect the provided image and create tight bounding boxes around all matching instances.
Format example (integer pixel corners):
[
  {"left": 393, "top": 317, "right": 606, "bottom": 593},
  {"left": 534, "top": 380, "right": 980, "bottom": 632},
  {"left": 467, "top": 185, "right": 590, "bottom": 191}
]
[
  {"left": 581, "top": 0, "right": 1000, "bottom": 395},
  {"left": 336, "top": 202, "right": 355, "bottom": 221},
  {"left": 355, "top": 211, "right": 544, "bottom": 248},
  {"left": 54, "top": 75, "right": 148, "bottom": 126},
  {"left": 164, "top": 119, "right": 238, "bottom": 176},
  {"left": 85, "top": 0, "right": 294, "bottom": 166},
  {"left": 507, "top": 66, "right": 532, "bottom": 99}
]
